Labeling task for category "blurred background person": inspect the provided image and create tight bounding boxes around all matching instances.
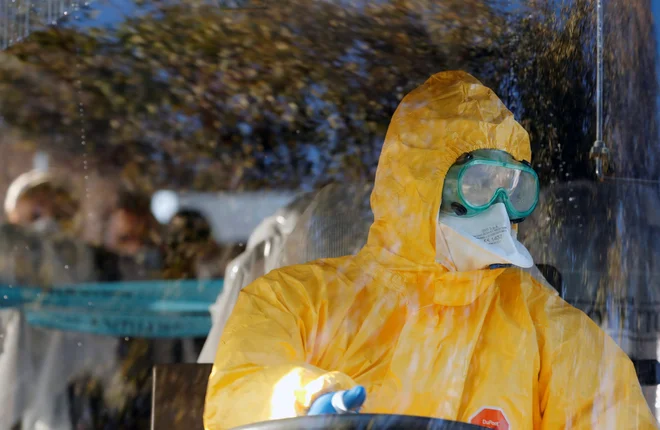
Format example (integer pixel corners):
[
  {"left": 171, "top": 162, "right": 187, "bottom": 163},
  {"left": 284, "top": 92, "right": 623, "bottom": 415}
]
[
  {"left": 4, "top": 169, "right": 80, "bottom": 236},
  {"left": 104, "top": 189, "right": 160, "bottom": 257},
  {"left": 67, "top": 205, "right": 243, "bottom": 429},
  {"left": 0, "top": 168, "right": 120, "bottom": 430},
  {"left": 163, "top": 209, "right": 243, "bottom": 281},
  {"left": 159, "top": 209, "right": 243, "bottom": 362}
]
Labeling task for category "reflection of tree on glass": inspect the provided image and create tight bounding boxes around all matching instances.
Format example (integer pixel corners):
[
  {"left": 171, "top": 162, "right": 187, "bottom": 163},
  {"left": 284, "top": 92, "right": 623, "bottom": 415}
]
[{"left": 1, "top": 0, "right": 655, "bottom": 192}]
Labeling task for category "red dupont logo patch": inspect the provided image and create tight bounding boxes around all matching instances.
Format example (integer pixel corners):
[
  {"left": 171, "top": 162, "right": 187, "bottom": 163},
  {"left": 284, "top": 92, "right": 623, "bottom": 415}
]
[{"left": 469, "top": 407, "right": 510, "bottom": 430}]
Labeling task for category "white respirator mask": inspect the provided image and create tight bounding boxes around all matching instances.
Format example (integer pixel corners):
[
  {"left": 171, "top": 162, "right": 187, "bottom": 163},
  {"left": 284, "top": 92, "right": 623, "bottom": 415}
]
[
  {"left": 436, "top": 202, "right": 533, "bottom": 272},
  {"left": 28, "top": 217, "right": 61, "bottom": 236}
]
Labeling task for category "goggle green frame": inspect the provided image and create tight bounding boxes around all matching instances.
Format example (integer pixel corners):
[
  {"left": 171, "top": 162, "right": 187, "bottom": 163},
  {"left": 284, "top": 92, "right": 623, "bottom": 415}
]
[{"left": 440, "top": 149, "right": 540, "bottom": 222}]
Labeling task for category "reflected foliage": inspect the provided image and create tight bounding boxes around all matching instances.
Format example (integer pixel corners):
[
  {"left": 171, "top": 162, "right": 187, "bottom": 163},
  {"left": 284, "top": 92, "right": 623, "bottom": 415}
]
[{"left": 0, "top": 0, "right": 655, "bottom": 192}]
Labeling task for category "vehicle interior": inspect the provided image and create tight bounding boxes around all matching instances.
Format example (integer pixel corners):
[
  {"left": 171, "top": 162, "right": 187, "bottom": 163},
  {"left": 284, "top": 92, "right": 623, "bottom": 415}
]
[{"left": 1, "top": 0, "right": 659, "bottom": 429}]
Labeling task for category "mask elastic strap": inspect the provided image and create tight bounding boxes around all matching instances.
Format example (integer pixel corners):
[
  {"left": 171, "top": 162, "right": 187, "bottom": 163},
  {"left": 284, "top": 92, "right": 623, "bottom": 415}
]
[{"left": 488, "top": 263, "right": 513, "bottom": 270}]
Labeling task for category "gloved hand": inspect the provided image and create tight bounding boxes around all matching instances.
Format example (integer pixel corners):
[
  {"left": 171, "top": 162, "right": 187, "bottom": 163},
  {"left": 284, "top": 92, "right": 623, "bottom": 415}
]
[{"left": 307, "top": 386, "right": 366, "bottom": 415}]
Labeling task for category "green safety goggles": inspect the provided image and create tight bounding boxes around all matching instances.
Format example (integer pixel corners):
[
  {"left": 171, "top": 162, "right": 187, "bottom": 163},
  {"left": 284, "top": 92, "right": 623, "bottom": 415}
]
[{"left": 440, "top": 149, "right": 540, "bottom": 222}]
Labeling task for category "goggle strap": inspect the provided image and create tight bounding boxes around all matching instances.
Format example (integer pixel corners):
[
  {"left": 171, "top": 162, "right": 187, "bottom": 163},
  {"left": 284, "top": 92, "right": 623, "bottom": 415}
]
[
  {"left": 454, "top": 152, "right": 474, "bottom": 165},
  {"left": 450, "top": 202, "right": 468, "bottom": 216}
]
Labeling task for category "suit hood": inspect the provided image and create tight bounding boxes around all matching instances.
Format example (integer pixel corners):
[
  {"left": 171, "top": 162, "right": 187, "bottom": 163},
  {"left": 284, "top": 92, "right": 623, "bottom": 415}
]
[{"left": 364, "top": 70, "right": 532, "bottom": 272}]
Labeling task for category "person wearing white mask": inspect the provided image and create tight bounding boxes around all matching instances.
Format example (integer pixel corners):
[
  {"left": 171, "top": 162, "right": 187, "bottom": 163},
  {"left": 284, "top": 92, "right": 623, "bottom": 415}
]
[
  {"left": 4, "top": 169, "right": 80, "bottom": 236},
  {"left": 0, "top": 170, "right": 118, "bottom": 430},
  {"left": 204, "top": 71, "right": 653, "bottom": 430},
  {"left": 436, "top": 149, "right": 538, "bottom": 272}
]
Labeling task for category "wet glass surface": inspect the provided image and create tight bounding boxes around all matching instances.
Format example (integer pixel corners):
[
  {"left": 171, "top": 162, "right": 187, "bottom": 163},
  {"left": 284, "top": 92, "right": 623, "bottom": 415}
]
[{"left": 1, "top": 0, "right": 659, "bottom": 428}]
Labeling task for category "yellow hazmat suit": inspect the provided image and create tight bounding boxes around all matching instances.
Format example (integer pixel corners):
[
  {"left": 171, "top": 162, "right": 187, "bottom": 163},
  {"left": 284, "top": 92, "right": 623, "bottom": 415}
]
[{"left": 204, "top": 71, "right": 656, "bottom": 429}]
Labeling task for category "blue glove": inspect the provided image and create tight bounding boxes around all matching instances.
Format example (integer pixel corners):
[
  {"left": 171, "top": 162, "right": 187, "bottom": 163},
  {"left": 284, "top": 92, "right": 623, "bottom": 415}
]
[{"left": 308, "top": 386, "right": 366, "bottom": 415}]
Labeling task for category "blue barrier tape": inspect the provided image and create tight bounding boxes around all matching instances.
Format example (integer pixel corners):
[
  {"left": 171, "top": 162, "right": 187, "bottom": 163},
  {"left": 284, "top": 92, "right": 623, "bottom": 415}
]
[
  {"left": 1, "top": 280, "right": 223, "bottom": 337},
  {"left": 0, "top": 279, "right": 223, "bottom": 309},
  {"left": 25, "top": 307, "right": 212, "bottom": 338}
]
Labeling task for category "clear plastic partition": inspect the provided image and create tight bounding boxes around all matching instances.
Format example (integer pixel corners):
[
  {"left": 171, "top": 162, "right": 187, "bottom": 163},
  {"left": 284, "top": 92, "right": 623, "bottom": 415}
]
[
  {"left": 520, "top": 179, "right": 660, "bottom": 416},
  {"left": 278, "top": 183, "right": 374, "bottom": 268}
]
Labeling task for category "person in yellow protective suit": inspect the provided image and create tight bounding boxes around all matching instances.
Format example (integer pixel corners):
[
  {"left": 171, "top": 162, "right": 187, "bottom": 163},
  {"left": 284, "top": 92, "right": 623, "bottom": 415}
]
[{"left": 204, "top": 71, "right": 656, "bottom": 429}]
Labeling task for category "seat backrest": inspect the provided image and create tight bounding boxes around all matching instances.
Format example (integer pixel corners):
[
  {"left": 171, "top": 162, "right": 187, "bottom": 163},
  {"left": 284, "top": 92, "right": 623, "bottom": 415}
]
[
  {"left": 278, "top": 182, "right": 374, "bottom": 267},
  {"left": 151, "top": 364, "right": 212, "bottom": 430},
  {"left": 535, "top": 264, "right": 563, "bottom": 296}
]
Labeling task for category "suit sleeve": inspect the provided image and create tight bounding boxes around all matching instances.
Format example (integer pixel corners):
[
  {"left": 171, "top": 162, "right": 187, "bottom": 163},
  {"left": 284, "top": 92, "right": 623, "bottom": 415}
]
[
  {"left": 529, "top": 285, "right": 657, "bottom": 429},
  {"left": 203, "top": 270, "right": 356, "bottom": 430}
]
